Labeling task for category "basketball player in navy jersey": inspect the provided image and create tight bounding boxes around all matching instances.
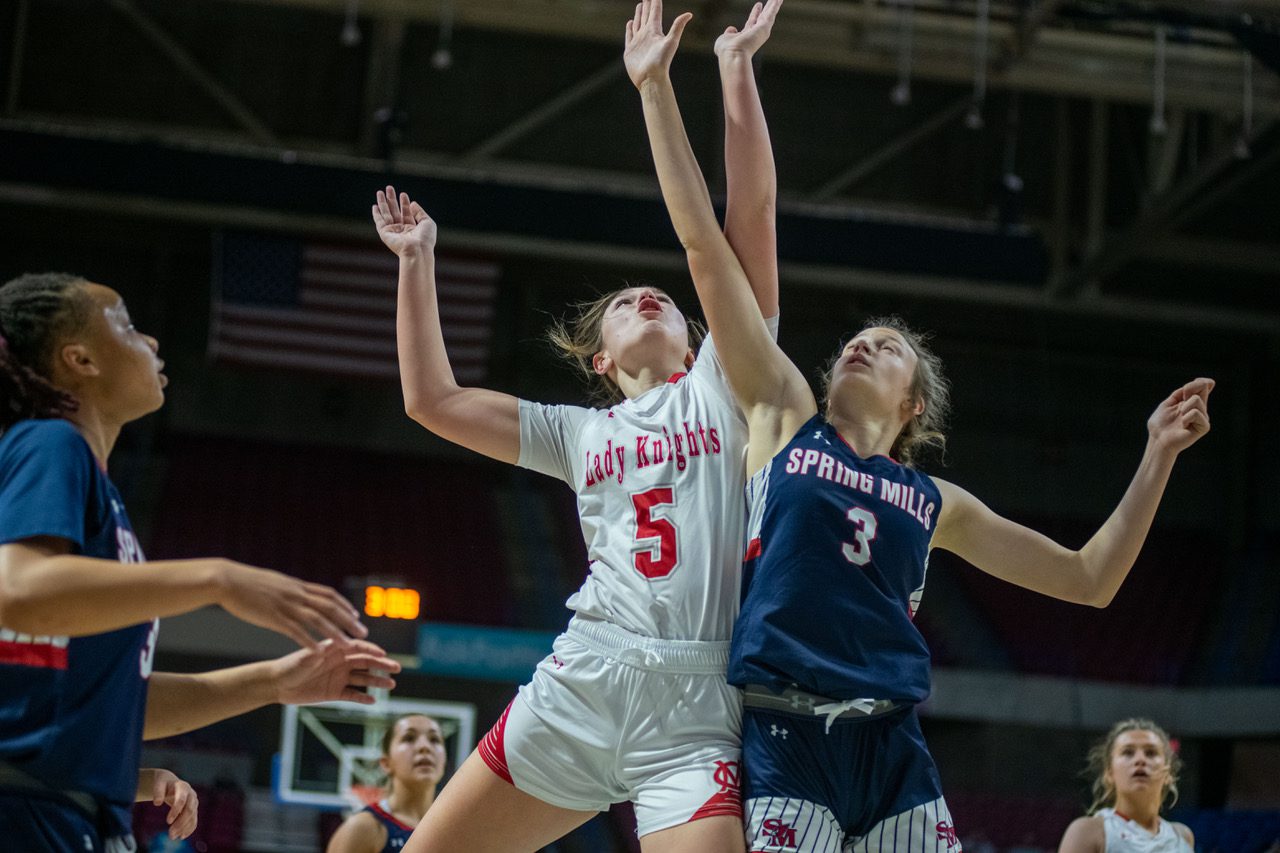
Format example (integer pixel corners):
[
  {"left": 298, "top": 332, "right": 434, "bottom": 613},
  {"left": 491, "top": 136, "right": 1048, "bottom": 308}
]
[
  {"left": 0, "top": 273, "right": 400, "bottom": 853},
  {"left": 327, "top": 714, "right": 446, "bottom": 853},
  {"left": 629, "top": 5, "right": 1213, "bottom": 849}
]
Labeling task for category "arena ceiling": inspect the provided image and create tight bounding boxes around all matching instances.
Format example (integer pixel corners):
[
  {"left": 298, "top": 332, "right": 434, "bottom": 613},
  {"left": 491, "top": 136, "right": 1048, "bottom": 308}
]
[{"left": 2, "top": 0, "right": 1278, "bottom": 331}]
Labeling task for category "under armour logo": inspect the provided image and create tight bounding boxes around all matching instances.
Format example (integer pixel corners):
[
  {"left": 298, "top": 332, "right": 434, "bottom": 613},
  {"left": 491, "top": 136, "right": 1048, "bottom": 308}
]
[
  {"left": 770, "top": 724, "right": 789, "bottom": 739},
  {"left": 788, "top": 693, "right": 813, "bottom": 711},
  {"left": 813, "top": 430, "right": 830, "bottom": 444},
  {"left": 551, "top": 655, "right": 565, "bottom": 669},
  {"left": 936, "top": 821, "right": 959, "bottom": 847}
]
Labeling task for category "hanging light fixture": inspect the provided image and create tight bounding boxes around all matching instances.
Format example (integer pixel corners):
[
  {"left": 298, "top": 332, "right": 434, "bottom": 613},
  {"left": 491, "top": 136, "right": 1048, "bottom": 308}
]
[
  {"left": 432, "top": 0, "right": 455, "bottom": 70},
  {"left": 1149, "top": 24, "right": 1168, "bottom": 136},
  {"left": 890, "top": 0, "right": 914, "bottom": 106},
  {"left": 1235, "top": 50, "right": 1253, "bottom": 159},
  {"left": 966, "top": 0, "right": 990, "bottom": 130},
  {"left": 340, "top": 0, "right": 361, "bottom": 47}
]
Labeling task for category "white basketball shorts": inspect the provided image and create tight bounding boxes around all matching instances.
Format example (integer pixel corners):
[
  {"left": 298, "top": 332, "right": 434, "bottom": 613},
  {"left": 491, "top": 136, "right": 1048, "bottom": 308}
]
[{"left": 478, "top": 616, "right": 744, "bottom": 838}]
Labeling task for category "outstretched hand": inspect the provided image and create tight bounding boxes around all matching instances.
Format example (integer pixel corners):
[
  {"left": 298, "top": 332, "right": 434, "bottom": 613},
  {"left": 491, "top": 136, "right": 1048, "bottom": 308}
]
[
  {"left": 624, "top": 0, "right": 693, "bottom": 89},
  {"left": 373, "top": 185, "right": 437, "bottom": 258},
  {"left": 218, "top": 562, "right": 369, "bottom": 650},
  {"left": 271, "top": 638, "right": 401, "bottom": 706},
  {"left": 714, "top": 0, "right": 783, "bottom": 59},
  {"left": 1148, "top": 377, "right": 1214, "bottom": 455}
]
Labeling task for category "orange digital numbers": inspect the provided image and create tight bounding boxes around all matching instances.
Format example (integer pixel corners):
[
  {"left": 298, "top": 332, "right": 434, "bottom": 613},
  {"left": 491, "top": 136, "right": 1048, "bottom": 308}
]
[{"left": 364, "top": 585, "right": 421, "bottom": 620}]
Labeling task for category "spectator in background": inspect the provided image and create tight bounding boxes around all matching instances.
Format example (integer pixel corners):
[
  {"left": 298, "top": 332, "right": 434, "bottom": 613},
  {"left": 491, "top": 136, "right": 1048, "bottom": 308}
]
[
  {"left": 1058, "top": 718, "right": 1193, "bottom": 852},
  {"left": 326, "top": 714, "right": 446, "bottom": 853}
]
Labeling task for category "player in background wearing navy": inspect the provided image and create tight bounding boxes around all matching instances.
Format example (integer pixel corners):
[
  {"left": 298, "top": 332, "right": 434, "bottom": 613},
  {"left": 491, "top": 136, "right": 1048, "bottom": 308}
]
[
  {"left": 0, "top": 273, "right": 401, "bottom": 853},
  {"left": 630, "top": 3, "right": 1213, "bottom": 849},
  {"left": 373, "top": 6, "right": 782, "bottom": 852},
  {"left": 327, "top": 714, "right": 447, "bottom": 853},
  {"left": 1059, "top": 720, "right": 1193, "bottom": 853}
]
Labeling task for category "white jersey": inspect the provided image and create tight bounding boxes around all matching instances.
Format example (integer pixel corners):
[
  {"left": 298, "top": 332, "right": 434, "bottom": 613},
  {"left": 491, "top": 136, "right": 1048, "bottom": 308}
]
[
  {"left": 519, "top": 321, "right": 777, "bottom": 641},
  {"left": 1098, "top": 809, "right": 1193, "bottom": 853}
]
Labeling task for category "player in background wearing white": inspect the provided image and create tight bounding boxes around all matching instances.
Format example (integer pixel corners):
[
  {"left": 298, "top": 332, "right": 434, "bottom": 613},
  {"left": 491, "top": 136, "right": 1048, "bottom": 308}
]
[
  {"left": 371, "top": 7, "right": 784, "bottom": 851},
  {"left": 0, "top": 273, "right": 400, "bottom": 853},
  {"left": 1059, "top": 720, "right": 1194, "bottom": 853},
  {"left": 327, "top": 714, "right": 446, "bottom": 853},
  {"left": 629, "top": 0, "right": 1214, "bottom": 848}
]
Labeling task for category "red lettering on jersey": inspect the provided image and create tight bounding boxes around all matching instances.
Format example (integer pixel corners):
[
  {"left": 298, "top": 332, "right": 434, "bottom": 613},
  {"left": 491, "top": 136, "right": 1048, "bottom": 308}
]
[
  {"left": 613, "top": 444, "right": 626, "bottom": 484},
  {"left": 683, "top": 422, "right": 701, "bottom": 457},
  {"left": 708, "top": 426, "right": 721, "bottom": 454},
  {"left": 635, "top": 435, "right": 651, "bottom": 467},
  {"left": 936, "top": 821, "right": 959, "bottom": 847}
]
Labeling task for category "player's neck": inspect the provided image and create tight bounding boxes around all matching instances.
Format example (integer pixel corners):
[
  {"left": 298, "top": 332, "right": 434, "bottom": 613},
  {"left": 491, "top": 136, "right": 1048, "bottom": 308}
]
[
  {"left": 615, "top": 361, "right": 686, "bottom": 401},
  {"left": 387, "top": 782, "right": 436, "bottom": 823},
  {"left": 65, "top": 406, "right": 121, "bottom": 469},
  {"left": 828, "top": 411, "right": 898, "bottom": 460},
  {"left": 1113, "top": 795, "right": 1161, "bottom": 833}
]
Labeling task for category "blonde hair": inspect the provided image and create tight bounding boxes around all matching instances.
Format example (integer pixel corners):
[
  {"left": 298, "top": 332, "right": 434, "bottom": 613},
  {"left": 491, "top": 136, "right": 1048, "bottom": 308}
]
[
  {"left": 545, "top": 285, "right": 704, "bottom": 406},
  {"left": 1085, "top": 718, "right": 1182, "bottom": 814},
  {"left": 821, "top": 315, "right": 950, "bottom": 468}
]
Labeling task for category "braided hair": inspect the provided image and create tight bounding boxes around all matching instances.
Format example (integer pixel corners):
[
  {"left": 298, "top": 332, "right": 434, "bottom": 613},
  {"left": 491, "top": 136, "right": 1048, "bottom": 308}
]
[{"left": 0, "top": 272, "right": 92, "bottom": 431}]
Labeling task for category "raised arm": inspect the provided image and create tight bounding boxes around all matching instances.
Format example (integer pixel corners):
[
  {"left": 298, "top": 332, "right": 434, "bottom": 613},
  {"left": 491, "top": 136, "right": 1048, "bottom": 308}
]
[
  {"left": 716, "top": 0, "right": 782, "bottom": 318},
  {"left": 374, "top": 187, "right": 521, "bottom": 465},
  {"left": 0, "top": 537, "right": 366, "bottom": 647},
  {"left": 932, "top": 378, "right": 1213, "bottom": 607},
  {"left": 624, "top": 0, "right": 808, "bottom": 424}
]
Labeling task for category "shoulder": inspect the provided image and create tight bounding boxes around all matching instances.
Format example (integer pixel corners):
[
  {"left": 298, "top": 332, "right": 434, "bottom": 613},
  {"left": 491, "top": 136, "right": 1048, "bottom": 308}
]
[
  {"left": 1170, "top": 821, "right": 1194, "bottom": 847},
  {"left": 325, "top": 809, "right": 384, "bottom": 853},
  {"left": 1058, "top": 815, "right": 1105, "bottom": 852},
  {"left": 2, "top": 418, "right": 89, "bottom": 455},
  {"left": 0, "top": 419, "right": 95, "bottom": 485}
]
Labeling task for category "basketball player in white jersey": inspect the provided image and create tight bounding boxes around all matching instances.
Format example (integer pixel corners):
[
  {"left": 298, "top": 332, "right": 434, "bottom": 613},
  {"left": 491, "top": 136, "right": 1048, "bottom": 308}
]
[
  {"left": 1059, "top": 719, "right": 1194, "bottom": 853},
  {"left": 370, "top": 8, "right": 785, "bottom": 852}
]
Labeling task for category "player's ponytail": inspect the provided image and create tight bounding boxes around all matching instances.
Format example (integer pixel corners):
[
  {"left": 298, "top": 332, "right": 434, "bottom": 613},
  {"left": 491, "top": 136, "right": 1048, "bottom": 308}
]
[{"left": 0, "top": 273, "right": 89, "bottom": 432}]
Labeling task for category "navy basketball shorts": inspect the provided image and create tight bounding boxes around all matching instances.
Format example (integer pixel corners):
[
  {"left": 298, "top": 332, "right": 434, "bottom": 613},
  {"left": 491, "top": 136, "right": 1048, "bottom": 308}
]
[
  {"left": 0, "top": 791, "right": 135, "bottom": 853},
  {"left": 741, "top": 705, "right": 961, "bottom": 853}
]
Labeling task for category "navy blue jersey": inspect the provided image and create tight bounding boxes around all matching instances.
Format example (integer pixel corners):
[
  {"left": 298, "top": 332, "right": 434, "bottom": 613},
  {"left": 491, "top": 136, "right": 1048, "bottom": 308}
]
[
  {"left": 0, "top": 419, "right": 156, "bottom": 837},
  {"left": 728, "top": 414, "right": 941, "bottom": 704},
  {"left": 364, "top": 800, "right": 414, "bottom": 851}
]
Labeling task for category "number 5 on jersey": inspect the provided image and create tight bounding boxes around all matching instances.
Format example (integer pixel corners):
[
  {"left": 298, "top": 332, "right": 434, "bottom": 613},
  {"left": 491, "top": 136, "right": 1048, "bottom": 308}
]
[{"left": 631, "top": 487, "right": 678, "bottom": 579}]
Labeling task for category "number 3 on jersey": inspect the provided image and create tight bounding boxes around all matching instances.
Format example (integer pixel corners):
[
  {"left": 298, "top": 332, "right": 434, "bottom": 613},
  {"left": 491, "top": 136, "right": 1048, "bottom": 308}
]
[
  {"left": 631, "top": 487, "right": 678, "bottom": 579},
  {"left": 842, "top": 506, "right": 879, "bottom": 566}
]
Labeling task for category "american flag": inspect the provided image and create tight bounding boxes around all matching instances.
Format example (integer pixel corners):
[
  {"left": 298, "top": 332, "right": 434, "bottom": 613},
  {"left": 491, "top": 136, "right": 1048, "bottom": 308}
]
[{"left": 209, "top": 232, "right": 499, "bottom": 383}]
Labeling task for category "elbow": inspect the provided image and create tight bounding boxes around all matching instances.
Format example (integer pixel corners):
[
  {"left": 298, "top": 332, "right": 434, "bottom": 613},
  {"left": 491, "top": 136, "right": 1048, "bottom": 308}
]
[
  {"left": 1078, "top": 577, "right": 1117, "bottom": 609},
  {"left": 1088, "top": 586, "right": 1118, "bottom": 609},
  {"left": 402, "top": 387, "right": 457, "bottom": 434}
]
